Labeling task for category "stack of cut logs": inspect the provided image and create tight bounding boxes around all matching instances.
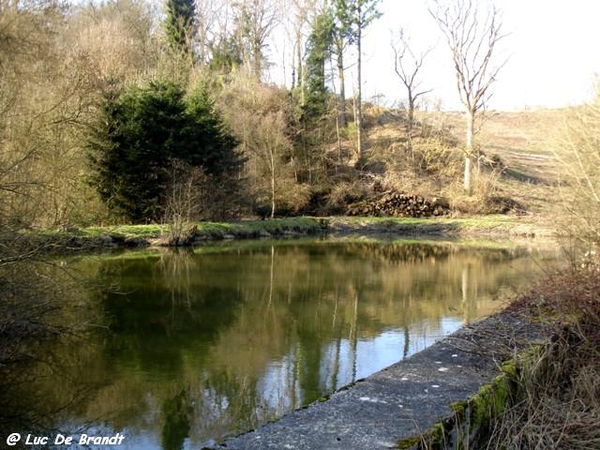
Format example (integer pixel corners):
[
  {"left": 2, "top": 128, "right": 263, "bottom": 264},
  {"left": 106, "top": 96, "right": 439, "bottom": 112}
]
[{"left": 346, "top": 191, "right": 450, "bottom": 218}]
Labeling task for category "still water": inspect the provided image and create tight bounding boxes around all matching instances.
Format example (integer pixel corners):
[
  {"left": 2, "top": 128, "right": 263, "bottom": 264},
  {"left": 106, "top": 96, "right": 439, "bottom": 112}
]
[{"left": 2, "top": 239, "right": 557, "bottom": 449}]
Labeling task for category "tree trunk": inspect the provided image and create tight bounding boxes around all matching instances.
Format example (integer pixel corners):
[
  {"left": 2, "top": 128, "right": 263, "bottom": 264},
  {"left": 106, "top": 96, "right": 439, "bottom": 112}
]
[
  {"left": 407, "top": 95, "right": 415, "bottom": 160},
  {"left": 296, "top": 28, "right": 303, "bottom": 91},
  {"left": 464, "top": 110, "right": 475, "bottom": 193},
  {"left": 355, "top": 6, "right": 363, "bottom": 161},
  {"left": 269, "top": 149, "right": 276, "bottom": 218},
  {"left": 336, "top": 42, "right": 347, "bottom": 128}
]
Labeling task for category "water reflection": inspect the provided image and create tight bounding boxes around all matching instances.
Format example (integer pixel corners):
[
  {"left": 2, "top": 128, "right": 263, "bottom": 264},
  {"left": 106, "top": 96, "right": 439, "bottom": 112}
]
[
  {"left": 0, "top": 260, "right": 107, "bottom": 449},
  {"left": 0, "top": 240, "right": 557, "bottom": 449}
]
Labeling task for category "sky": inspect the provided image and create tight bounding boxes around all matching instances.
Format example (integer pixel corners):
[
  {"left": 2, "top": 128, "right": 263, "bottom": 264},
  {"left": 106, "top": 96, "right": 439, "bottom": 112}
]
[{"left": 338, "top": 0, "right": 600, "bottom": 111}]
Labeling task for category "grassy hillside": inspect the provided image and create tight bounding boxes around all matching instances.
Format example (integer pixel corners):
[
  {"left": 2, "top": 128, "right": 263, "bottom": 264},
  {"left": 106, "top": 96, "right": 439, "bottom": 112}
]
[{"left": 356, "top": 105, "right": 567, "bottom": 222}]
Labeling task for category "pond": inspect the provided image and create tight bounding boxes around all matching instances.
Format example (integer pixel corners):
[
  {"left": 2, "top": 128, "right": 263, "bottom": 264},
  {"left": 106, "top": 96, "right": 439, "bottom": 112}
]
[{"left": 1, "top": 238, "right": 558, "bottom": 449}]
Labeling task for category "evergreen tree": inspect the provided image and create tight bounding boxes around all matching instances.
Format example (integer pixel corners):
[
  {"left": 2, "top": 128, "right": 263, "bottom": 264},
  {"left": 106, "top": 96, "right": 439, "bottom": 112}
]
[
  {"left": 302, "top": 9, "right": 334, "bottom": 121},
  {"left": 87, "top": 81, "right": 242, "bottom": 223},
  {"left": 184, "top": 87, "right": 244, "bottom": 178},
  {"left": 331, "top": 0, "right": 380, "bottom": 158},
  {"left": 351, "top": 0, "right": 381, "bottom": 158},
  {"left": 165, "top": 0, "right": 196, "bottom": 56},
  {"left": 330, "top": 0, "right": 354, "bottom": 127},
  {"left": 208, "top": 36, "right": 243, "bottom": 74}
]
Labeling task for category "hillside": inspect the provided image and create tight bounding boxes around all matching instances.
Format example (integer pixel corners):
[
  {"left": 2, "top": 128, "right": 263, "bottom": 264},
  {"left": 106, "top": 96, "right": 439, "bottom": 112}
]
[{"left": 356, "top": 106, "right": 567, "bottom": 221}]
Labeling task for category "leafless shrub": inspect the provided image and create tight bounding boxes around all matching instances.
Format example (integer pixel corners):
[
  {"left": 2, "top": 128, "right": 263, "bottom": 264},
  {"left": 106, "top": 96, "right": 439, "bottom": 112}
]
[
  {"left": 554, "top": 100, "right": 600, "bottom": 252},
  {"left": 218, "top": 73, "right": 300, "bottom": 217},
  {"left": 325, "top": 181, "right": 369, "bottom": 213},
  {"left": 163, "top": 161, "right": 207, "bottom": 246},
  {"left": 444, "top": 166, "right": 508, "bottom": 215},
  {"left": 412, "top": 137, "right": 462, "bottom": 178},
  {"left": 488, "top": 264, "right": 600, "bottom": 449}
]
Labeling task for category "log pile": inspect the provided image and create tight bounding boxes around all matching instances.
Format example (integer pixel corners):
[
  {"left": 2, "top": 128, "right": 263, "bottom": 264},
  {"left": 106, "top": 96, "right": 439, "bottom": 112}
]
[{"left": 346, "top": 191, "right": 450, "bottom": 218}]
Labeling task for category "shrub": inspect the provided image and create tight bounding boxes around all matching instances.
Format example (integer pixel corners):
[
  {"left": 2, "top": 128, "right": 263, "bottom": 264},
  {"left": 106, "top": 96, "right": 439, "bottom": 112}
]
[
  {"left": 555, "top": 100, "right": 600, "bottom": 251},
  {"left": 86, "top": 81, "right": 243, "bottom": 223}
]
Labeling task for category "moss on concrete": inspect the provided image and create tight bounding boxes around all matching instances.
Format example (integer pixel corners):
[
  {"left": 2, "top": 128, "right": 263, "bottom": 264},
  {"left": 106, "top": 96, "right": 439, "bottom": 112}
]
[
  {"left": 395, "top": 350, "right": 540, "bottom": 449},
  {"left": 396, "top": 436, "right": 423, "bottom": 449}
]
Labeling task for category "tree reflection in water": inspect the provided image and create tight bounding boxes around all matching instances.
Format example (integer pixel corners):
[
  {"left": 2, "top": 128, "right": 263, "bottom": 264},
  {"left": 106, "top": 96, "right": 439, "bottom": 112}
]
[
  {"left": 0, "top": 240, "right": 557, "bottom": 449},
  {"left": 0, "top": 259, "right": 105, "bottom": 444}
]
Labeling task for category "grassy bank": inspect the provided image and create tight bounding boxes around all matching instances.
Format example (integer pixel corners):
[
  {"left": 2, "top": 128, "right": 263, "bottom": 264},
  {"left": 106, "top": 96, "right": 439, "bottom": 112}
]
[
  {"left": 23, "top": 215, "right": 553, "bottom": 253},
  {"left": 327, "top": 215, "right": 551, "bottom": 238}
]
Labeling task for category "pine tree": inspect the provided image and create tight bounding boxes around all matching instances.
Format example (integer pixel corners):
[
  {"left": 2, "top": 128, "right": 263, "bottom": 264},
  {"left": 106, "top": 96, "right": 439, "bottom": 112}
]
[
  {"left": 351, "top": 0, "right": 381, "bottom": 159},
  {"left": 330, "top": 0, "right": 380, "bottom": 139},
  {"left": 87, "top": 81, "right": 242, "bottom": 223},
  {"left": 184, "top": 87, "right": 244, "bottom": 178},
  {"left": 302, "top": 9, "right": 334, "bottom": 121},
  {"left": 165, "top": 0, "right": 196, "bottom": 56},
  {"left": 331, "top": 0, "right": 353, "bottom": 127}
]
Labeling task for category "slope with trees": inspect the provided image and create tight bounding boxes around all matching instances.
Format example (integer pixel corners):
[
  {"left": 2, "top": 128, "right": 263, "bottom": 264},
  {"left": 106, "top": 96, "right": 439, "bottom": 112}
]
[
  {"left": 430, "top": 0, "right": 507, "bottom": 193},
  {"left": 0, "top": 0, "right": 575, "bottom": 231}
]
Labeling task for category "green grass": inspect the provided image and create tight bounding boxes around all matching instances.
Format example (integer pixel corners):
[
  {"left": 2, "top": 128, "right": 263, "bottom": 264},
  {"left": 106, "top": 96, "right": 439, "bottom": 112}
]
[
  {"left": 77, "top": 216, "right": 546, "bottom": 241},
  {"left": 83, "top": 224, "right": 167, "bottom": 238},
  {"left": 74, "top": 217, "right": 327, "bottom": 242},
  {"left": 23, "top": 215, "right": 550, "bottom": 256},
  {"left": 329, "top": 215, "right": 545, "bottom": 237}
]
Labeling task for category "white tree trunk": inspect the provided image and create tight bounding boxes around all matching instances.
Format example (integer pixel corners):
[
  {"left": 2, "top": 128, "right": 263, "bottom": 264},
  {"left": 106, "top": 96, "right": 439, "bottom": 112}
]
[
  {"left": 464, "top": 110, "right": 475, "bottom": 193},
  {"left": 356, "top": 7, "right": 363, "bottom": 161}
]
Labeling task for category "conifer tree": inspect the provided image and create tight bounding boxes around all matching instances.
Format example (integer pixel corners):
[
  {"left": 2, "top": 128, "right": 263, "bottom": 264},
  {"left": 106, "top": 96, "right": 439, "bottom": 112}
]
[
  {"left": 303, "top": 9, "right": 334, "bottom": 121},
  {"left": 87, "top": 81, "right": 242, "bottom": 223},
  {"left": 330, "top": 0, "right": 380, "bottom": 158},
  {"left": 351, "top": 0, "right": 381, "bottom": 159},
  {"left": 165, "top": 0, "right": 196, "bottom": 56},
  {"left": 331, "top": 0, "right": 353, "bottom": 127}
]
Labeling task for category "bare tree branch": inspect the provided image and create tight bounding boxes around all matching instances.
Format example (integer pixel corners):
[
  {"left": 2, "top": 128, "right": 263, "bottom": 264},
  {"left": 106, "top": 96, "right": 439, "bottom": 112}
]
[
  {"left": 429, "top": 0, "right": 508, "bottom": 193},
  {"left": 391, "top": 28, "right": 434, "bottom": 164},
  {"left": 391, "top": 28, "right": 433, "bottom": 135}
]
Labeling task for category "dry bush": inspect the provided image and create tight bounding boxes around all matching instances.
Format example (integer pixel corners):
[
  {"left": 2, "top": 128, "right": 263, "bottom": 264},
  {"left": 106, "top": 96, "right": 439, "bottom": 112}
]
[
  {"left": 275, "top": 180, "right": 312, "bottom": 216},
  {"left": 325, "top": 181, "right": 370, "bottom": 214},
  {"left": 69, "top": 0, "right": 158, "bottom": 85},
  {"left": 365, "top": 127, "right": 460, "bottom": 198},
  {"left": 162, "top": 162, "right": 206, "bottom": 245},
  {"left": 554, "top": 100, "right": 600, "bottom": 251},
  {"left": 488, "top": 263, "right": 600, "bottom": 449},
  {"left": 442, "top": 167, "right": 525, "bottom": 215},
  {"left": 486, "top": 93, "right": 600, "bottom": 449},
  {"left": 0, "top": 0, "right": 159, "bottom": 229},
  {"left": 216, "top": 72, "right": 300, "bottom": 217},
  {"left": 487, "top": 345, "right": 600, "bottom": 449},
  {"left": 412, "top": 137, "right": 462, "bottom": 178}
]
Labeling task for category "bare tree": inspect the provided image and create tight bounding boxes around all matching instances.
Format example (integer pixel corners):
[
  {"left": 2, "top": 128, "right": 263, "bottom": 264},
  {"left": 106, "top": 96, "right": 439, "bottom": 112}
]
[
  {"left": 285, "top": 0, "right": 318, "bottom": 91},
  {"left": 352, "top": 0, "right": 380, "bottom": 161},
  {"left": 555, "top": 99, "right": 600, "bottom": 248},
  {"left": 391, "top": 29, "right": 432, "bottom": 153},
  {"left": 195, "top": 0, "right": 219, "bottom": 64},
  {"left": 219, "top": 75, "right": 303, "bottom": 218},
  {"left": 430, "top": 0, "right": 507, "bottom": 193},
  {"left": 232, "top": 0, "right": 279, "bottom": 79},
  {"left": 330, "top": 0, "right": 353, "bottom": 129}
]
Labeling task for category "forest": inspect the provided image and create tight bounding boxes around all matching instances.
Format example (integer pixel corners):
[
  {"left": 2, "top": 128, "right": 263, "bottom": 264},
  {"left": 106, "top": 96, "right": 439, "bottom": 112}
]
[
  {"left": 0, "top": 0, "right": 510, "bottom": 235},
  {"left": 2, "top": 0, "right": 599, "bottom": 237}
]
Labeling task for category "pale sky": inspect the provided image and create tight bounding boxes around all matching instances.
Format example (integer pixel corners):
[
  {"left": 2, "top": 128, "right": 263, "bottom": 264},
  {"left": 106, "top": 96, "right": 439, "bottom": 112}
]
[{"left": 358, "top": 0, "right": 600, "bottom": 111}]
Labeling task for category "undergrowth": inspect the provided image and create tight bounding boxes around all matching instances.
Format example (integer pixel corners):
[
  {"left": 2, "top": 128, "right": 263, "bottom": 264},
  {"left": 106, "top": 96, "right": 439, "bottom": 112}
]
[{"left": 487, "top": 258, "right": 600, "bottom": 449}]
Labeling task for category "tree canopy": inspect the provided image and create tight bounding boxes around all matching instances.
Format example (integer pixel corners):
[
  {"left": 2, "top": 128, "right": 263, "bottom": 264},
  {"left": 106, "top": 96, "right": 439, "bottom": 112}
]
[
  {"left": 165, "top": 0, "right": 196, "bottom": 56},
  {"left": 86, "top": 81, "right": 242, "bottom": 223},
  {"left": 302, "top": 8, "right": 335, "bottom": 121}
]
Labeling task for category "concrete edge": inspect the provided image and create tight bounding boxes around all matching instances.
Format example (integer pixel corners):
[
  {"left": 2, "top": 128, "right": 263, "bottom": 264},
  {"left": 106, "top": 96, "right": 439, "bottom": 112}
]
[{"left": 213, "top": 307, "right": 550, "bottom": 450}]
